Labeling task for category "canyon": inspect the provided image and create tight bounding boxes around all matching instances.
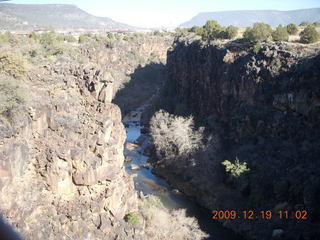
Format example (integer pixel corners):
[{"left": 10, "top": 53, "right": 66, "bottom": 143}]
[
  {"left": 0, "top": 33, "right": 197, "bottom": 240},
  {"left": 0, "top": 29, "right": 319, "bottom": 240}
]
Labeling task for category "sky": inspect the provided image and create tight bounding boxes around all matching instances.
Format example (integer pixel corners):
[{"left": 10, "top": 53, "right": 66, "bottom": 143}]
[{"left": 5, "top": 0, "right": 320, "bottom": 28}]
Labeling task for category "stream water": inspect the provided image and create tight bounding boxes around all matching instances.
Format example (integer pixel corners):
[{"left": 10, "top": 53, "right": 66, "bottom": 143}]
[{"left": 123, "top": 105, "right": 245, "bottom": 240}]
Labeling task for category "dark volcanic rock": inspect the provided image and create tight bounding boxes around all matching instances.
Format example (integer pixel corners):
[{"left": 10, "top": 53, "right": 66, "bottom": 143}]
[{"left": 155, "top": 39, "right": 320, "bottom": 240}]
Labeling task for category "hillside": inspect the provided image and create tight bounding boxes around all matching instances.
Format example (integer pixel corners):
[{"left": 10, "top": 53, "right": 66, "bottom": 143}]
[
  {"left": 180, "top": 8, "right": 320, "bottom": 27},
  {"left": 0, "top": 3, "right": 133, "bottom": 30}
]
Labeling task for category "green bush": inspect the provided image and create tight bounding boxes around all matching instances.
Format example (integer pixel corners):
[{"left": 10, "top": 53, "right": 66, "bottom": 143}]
[
  {"left": 0, "top": 51, "right": 26, "bottom": 78},
  {"left": 202, "top": 20, "right": 223, "bottom": 40},
  {"left": 189, "top": 26, "right": 199, "bottom": 33},
  {"left": 189, "top": 26, "right": 205, "bottom": 37},
  {"left": 124, "top": 212, "right": 140, "bottom": 226},
  {"left": 286, "top": 23, "right": 298, "bottom": 35},
  {"left": 56, "top": 34, "right": 77, "bottom": 43},
  {"left": 39, "top": 31, "right": 66, "bottom": 56},
  {"left": 45, "top": 43, "right": 64, "bottom": 56},
  {"left": 221, "top": 157, "right": 250, "bottom": 178},
  {"left": 272, "top": 25, "right": 289, "bottom": 42},
  {"left": 299, "top": 25, "right": 320, "bottom": 44},
  {"left": 78, "top": 34, "right": 92, "bottom": 44},
  {"left": 0, "top": 77, "right": 27, "bottom": 119},
  {"left": 243, "top": 23, "right": 272, "bottom": 44},
  {"left": 175, "top": 27, "right": 189, "bottom": 37},
  {"left": 107, "top": 33, "right": 114, "bottom": 39},
  {"left": 93, "top": 34, "right": 108, "bottom": 43},
  {"left": 40, "top": 31, "right": 56, "bottom": 46},
  {"left": 221, "top": 25, "right": 238, "bottom": 39}
]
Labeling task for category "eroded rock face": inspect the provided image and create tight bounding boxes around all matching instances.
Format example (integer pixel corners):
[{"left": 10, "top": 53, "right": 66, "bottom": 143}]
[
  {"left": 0, "top": 59, "right": 141, "bottom": 240},
  {"left": 156, "top": 40, "right": 320, "bottom": 240}
]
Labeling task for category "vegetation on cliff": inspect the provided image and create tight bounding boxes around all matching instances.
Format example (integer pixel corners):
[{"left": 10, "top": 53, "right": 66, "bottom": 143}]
[
  {"left": 299, "top": 25, "right": 320, "bottom": 43},
  {"left": 286, "top": 23, "right": 298, "bottom": 35},
  {"left": 175, "top": 19, "right": 320, "bottom": 46},
  {"left": 221, "top": 158, "right": 250, "bottom": 178},
  {"left": 271, "top": 25, "right": 289, "bottom": 42},
  {"left": 0, "top": 77, "right": 27, "bottom": 121},
  {"left": 243, "top": 23, "right": 273, "bottom": 43},
  {"left": 0, "top": 50, "right": 26, "bottom": 77}
]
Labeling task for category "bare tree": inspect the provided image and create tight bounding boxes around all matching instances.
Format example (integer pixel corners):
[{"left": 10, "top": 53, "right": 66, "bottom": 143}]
[{"left": 150, "top": 110, "right": 204, "bottom": 160}]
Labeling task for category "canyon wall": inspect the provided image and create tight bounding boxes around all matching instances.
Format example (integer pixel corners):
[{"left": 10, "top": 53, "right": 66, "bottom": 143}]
[
  {"left": 0, "top": 34, "right": 173, "bottom": 240},
  {"left": 0, "top": 61, "right": 142, "bottom": 239},
  {"left": 155, "top": 37, "right": 320, "bottom": 240}
]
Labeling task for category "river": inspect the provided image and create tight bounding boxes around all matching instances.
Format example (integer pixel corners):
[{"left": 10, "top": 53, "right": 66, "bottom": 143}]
[{"left": 123, "top": 105, "right": 245, "bottom": 240}]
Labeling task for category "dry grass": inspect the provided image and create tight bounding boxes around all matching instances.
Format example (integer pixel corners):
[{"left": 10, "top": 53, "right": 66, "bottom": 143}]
[{"left": 140, "top": 196, "right": 208, "bottom": 240}]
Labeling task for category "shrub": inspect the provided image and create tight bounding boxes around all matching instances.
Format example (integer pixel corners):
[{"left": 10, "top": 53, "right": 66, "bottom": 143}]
[
  {"left": 78, "top": 34, "right": 92, "bottom": 43},
  {"left": 0, "top": 51, "right": 26, "bottom": 78},
  {"left": 222, "top": 157, "right": 250, "bottom": 178},
  {"left": 28, "top": 32, "right": 39, "bottom": 41},
  {"left": 190, "top": 26, "right": 205, "bottom": 37},
  {"left": 140, "top": 195, "right": 165, "bottom": 212},
  {"left": 313, "top": 22, "right": 320, "bottom": 27},
  {"left": 150, "top": 110, "right": 203, "bottom": 159},
  {"left": 299, "top": 25, "right": 320, "bottom": 44},
  {"left": 60, "top": 35, "right": 77, "bottom": 43},
  {"left": 153, "top": 30, "right": 161, "bottom": 36},
  {"left": 124, "top": 212, "right": 140, "bottom": 226},
  {"left": 202, "top": 20, "right": 223, "bottom": 40},
  {"left": 140, "top": 196, "right": 207, "bottom": 240},
  {"left": 272, "top": 25, "right": 289, "bottom": 41},
  {"left": 189, "top": 26, "right": 198, "bottom": 33},
  {"left": 299, "top": 21, "right": 311, "bottom": 27},
  {"left": 107, "top": 33, "right": 114, "bottom": 39},
  {"left": 105, "top": 40, "right": 115, "bottom": 49},
  {"left": 39, "top": 31, "right": 56, "bottom": 46},
  {"left": 39, "top": 31, "right": 65, "bottom": 56},
  {"left": 122, "top": 35, "right": 129, "bottom": 41},
  {"left": 243, "top": 23, "right": 272, "bottom": 43},
  {"left": 93, "top": 34, "right": 108, "bottom": 43},
  {"left": 0, "top": 31, "right": 18, "bottom": 45},
  {"left": 287, "top": 23, "right": 298, "bottom": 35},
  {"left": 45, "top": 43, "right": 64, "bottom": 56},
  {"left": 0, "top": 77, "right": 27, "bottom": 119},
  {"left": 224, "top": 25, "right": 239, "bottom": 39},
  {"left": 175, "top": 28, "right": 189, "bottom": 37}
]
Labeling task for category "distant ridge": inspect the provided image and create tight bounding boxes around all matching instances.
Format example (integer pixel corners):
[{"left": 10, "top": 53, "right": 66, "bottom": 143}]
[
  {"left": 180, "top": 8, "right": 320, "bottom": 27},
  {"left": 0, "top": 3, "right": 135, "bottom": 30}
]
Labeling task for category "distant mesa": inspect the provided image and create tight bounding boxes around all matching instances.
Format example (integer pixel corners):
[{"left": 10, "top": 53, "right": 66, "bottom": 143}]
[
  {"left": 180, "top": 8, "right": 320, "bottom": 27},
  {"left": 0, "top": 3, "right": 136, "bottom": 31}
]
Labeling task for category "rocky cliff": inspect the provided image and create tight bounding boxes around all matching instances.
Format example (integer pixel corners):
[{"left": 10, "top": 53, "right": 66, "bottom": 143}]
[
  {"left": 0, "top": 61, "right": 142, "bottom": 239},
  {"left": 154, "top": 37, "right": 320, "bottom": 239},
  {"left": 0, "top": 33, "right": 173, "bottom": 239}
]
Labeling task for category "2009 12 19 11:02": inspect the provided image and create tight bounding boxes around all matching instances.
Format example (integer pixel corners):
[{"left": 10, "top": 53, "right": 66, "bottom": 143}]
[{"left": 211, "top": 210, "right": 308, "bottom": 220}]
